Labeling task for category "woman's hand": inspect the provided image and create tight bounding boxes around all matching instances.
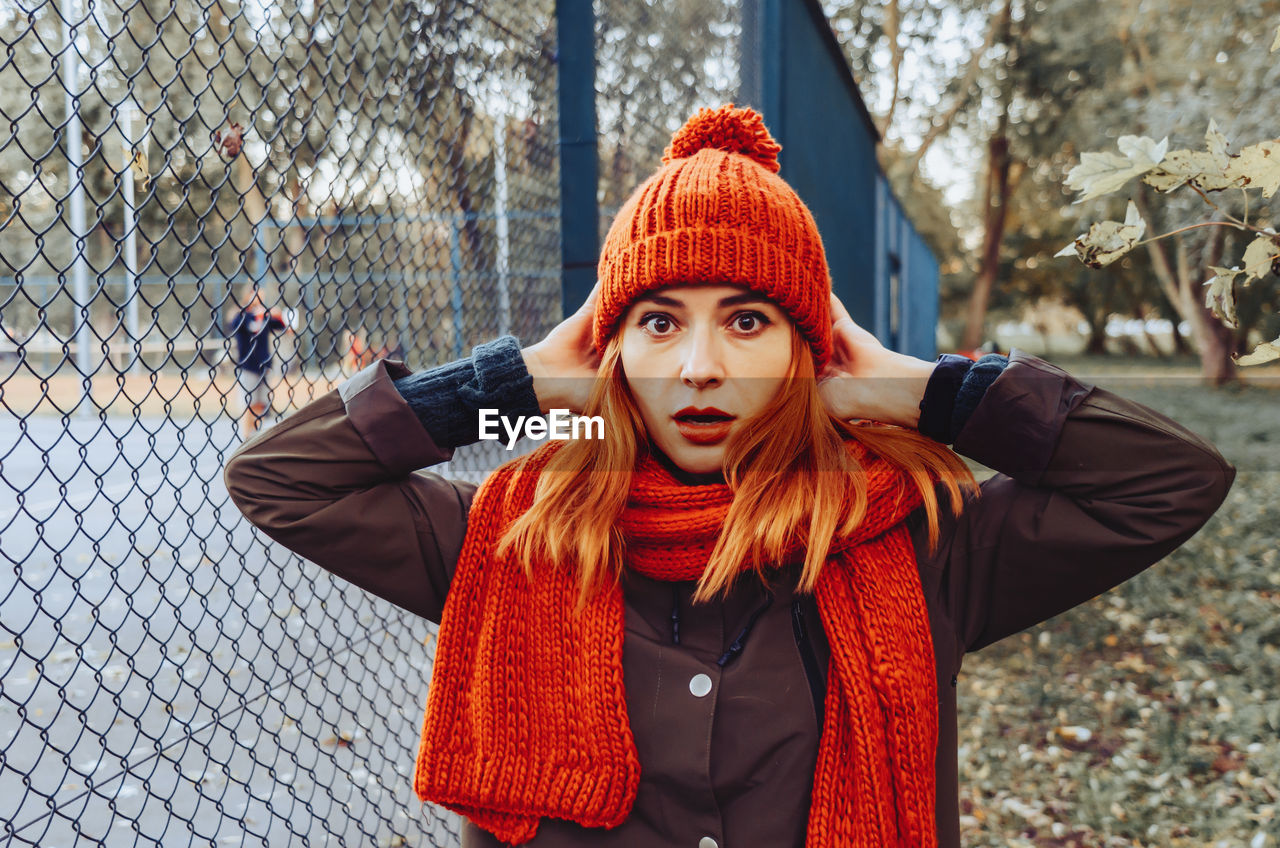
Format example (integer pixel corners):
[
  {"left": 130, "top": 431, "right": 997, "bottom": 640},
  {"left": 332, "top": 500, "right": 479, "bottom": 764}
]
[
  {"left": 817, "top": 292, "right": 936, "bottom": 430},
  {"left": 521, "top": 280, "right": 604, "bottom": 414}
]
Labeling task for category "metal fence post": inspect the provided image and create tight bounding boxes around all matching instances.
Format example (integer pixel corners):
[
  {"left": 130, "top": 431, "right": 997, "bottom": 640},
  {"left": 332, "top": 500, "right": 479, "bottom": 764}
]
[
  {"left": 120, "top": 100, "right": 145, "bottom": 377},
  {"left": 494, "top": 118, "right": 513, "bottom": 337},
  {"left": 555, "top": 0, "right": 599, "bottom": 317},
  {"left": 450, "top": 219, "right": 464, "bottom": 360},
  {"left": 59, "top": 0, "right": 91, "bottom": 414}
]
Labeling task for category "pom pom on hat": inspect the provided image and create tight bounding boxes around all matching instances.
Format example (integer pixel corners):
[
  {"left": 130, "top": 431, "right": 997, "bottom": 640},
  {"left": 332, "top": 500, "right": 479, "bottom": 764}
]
[
  {"left": 662, "top": 103, "right": 781, "bottom": 174},
  {"left": 597, "top": 102, "right": 833, "bottom": 369}
]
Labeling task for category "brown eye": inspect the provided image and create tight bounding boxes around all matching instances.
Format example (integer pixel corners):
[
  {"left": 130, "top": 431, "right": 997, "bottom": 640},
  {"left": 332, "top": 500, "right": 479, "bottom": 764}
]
[
  {"left": 640, "top": 313, "right": 674, "bottom": 335},
  {"left": 733, "top": 312, "right": 770, "bottom": 333}
]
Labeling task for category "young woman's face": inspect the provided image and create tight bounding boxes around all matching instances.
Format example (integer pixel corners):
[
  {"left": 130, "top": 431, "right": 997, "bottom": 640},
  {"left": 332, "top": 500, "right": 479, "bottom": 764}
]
[{"left": 619, "top": 283, "right": 795, "bottom": 475}]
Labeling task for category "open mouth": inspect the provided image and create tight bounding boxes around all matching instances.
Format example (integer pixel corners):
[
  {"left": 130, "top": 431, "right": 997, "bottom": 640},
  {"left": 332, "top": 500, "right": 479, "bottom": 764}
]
[
  {"left": 672, "top": 406, "right": 734, "bottom": 424},
  {"left": 675, "top": 414, "right": 733, "bottom": 424},
  {"left": 671, "top": 407, "right": 736, "bottom": 445}
]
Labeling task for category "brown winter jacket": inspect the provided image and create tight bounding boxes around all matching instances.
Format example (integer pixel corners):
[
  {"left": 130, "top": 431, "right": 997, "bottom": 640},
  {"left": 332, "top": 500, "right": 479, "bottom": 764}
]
[{"left": 222, "top": 348, "right": 1236, "bottom": 848}]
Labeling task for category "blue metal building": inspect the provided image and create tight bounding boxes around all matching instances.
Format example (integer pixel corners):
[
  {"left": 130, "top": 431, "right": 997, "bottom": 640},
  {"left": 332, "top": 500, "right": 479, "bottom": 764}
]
[{"left": 739, "top": 0, "right": 940, "bottom": 361}]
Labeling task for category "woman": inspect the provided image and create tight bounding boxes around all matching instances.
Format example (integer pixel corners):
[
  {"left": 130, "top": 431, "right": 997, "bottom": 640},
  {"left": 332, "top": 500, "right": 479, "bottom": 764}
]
[{"left": 224, "top": 105, "right": 1236, "bottom": 847}]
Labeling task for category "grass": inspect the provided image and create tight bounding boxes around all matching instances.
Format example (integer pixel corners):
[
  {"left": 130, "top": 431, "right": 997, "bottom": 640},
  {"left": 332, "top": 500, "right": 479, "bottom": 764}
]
[{"left": 955, "top": 353, "right": 1280, "bottom": 848}]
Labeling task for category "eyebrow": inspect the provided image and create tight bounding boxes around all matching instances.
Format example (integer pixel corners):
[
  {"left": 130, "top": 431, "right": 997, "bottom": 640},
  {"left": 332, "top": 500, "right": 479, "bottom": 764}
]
[{"left": 636, "top": 291, "right": 775, "bottom": 308}]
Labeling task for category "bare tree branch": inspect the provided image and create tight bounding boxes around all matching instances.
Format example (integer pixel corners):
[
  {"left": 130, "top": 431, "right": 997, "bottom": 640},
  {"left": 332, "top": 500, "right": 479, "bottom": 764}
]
[
  {"left": 899, "top": 0, "right": 1004, "bottom": 176},
  {"left": 1115, "top": 0, "right": 1161, "bottom": 96},
  {"left": 881, "top": 0, "right": 903, "bottom": 136},
  {"left": 1134, "top": 187, "right": 1186, "bottom": 315}
]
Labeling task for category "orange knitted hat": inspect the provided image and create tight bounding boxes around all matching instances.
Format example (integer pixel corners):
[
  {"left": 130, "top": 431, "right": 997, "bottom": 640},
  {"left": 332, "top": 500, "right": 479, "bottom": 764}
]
[{"left": 593, "top": 103, "right": 834, "bottom": 370}]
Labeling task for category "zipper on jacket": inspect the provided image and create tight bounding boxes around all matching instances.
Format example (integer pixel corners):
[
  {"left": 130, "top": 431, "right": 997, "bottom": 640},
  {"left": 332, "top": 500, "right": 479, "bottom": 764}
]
[
  {"left": 791, "top": 598, "right": 825, "bottom": 731},
  {"left": 670, "top": 585, "right": 681, "bottom": 645},
  {"left": 716, "top": 595, "right": 773, "bottom": 668}
]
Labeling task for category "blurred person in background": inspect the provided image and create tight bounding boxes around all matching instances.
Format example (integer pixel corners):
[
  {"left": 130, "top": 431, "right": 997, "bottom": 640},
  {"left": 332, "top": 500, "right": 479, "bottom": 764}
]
[
  {"left": 378, "top": 334, "right": 406, "bottom": 363},
  {"left": 223, "top": 283, "right": 293, "bottom": 439},
  {"left": 344, "top": 328, "right": 374, "bottom": 373}
]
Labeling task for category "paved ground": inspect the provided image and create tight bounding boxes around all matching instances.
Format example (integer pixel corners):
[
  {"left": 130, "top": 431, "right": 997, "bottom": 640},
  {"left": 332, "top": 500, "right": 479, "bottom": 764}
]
[
  {"left": 0, "top": 367, "right": 344, "bottom": 420},
  {"left": 0, "top": 409, "right": 462, "bottom": 847}
]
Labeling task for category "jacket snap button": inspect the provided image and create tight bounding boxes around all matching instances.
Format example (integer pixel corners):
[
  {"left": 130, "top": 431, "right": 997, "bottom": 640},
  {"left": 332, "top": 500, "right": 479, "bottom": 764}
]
[
  {"left": 689, "top": 673, "right": 712, "bottom": 697},
  {"left": 698, "top": 838, "right": 719, "bottom": 848}
]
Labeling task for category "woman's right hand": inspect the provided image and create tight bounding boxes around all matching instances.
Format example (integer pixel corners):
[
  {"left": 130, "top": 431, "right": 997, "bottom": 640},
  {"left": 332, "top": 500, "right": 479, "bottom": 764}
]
[{"left": 520, "top": 280, "right": 603, "bottom": 414}]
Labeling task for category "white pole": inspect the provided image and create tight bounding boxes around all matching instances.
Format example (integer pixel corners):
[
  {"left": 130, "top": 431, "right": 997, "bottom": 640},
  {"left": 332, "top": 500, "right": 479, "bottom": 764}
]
[
  {"left": 61, "top": 0, "right": 91, "bottom": 415},
  {"left": 494, "top": 116, "right": 511, "bottom": 337},
  {"left": 121, "top": 101, "right": 140, "bottom": 376}
]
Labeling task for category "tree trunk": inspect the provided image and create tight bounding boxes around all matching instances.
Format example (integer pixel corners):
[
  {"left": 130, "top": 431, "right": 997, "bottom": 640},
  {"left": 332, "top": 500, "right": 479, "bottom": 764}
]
[
  {"left": 1137, "top": 197, "right": 1237, "bottom": 385},
  {"left": 1069, "top": 267, "right": 1112, "bottom": 356},
  {"left": 1176, "top": 231, "right": 1237, "bottom": 386},
  {"left": 1168, "top": 314, "right": 1192, "bottom": 355},
  {"left": 1127, "top": 282, "right": 1166, "bottom": 358},
  {"left": 1193, "top": 315, "right": 1236, "bottom": 385},
  {"left": 961, "top": 0, "right": 1015, "bottom": 352},
  {"left": 1085, "top": 321, "right": 1109, "bottom": 354},
  {"left": 961, "top": 135, "right": 1012, "bottom": 350},
  {"left": 1034, "top": 319, "right": 1052, "bottom": 358},
  {"left": 1139, "top": 317, "right": 1167, "bottom": 358},
  {"left": 235, "top": 152, "right": 270, "bottom": 288}
]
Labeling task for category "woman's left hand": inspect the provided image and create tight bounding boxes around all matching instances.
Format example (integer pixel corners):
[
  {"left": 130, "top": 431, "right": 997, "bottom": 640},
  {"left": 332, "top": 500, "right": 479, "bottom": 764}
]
[{"left": 816, "top": 292, "right": 937, "bottom": 430}]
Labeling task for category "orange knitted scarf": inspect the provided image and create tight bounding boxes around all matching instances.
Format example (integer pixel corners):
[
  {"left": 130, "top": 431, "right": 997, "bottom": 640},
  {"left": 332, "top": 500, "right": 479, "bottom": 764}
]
[{"left": 414, "top": 437, "right": 938, "bottom": 846}]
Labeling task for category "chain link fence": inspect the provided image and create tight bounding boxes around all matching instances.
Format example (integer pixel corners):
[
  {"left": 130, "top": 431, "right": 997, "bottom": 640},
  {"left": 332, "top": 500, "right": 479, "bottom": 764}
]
[
  {"left": 0, "top": 0, "right": 755, "bottom": 844},
  {"left": 594, "top": 0, "right": 742, "bottom": 237}
]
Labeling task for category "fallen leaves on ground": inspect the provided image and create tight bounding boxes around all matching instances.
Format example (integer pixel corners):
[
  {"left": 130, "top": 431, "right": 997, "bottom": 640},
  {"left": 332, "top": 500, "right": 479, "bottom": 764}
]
[{"left": 957, "top": 360, "right": 1279, "bottom": 847}]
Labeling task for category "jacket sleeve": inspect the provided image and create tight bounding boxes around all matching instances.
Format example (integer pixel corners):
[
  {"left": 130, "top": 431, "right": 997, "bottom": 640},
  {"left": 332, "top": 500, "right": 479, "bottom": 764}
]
[
  {"left": 221, "top": 357, "right": 479, "bottom": 623},
  {"left": 934, "top": 348, "right": 1237, "bottom": 654}
]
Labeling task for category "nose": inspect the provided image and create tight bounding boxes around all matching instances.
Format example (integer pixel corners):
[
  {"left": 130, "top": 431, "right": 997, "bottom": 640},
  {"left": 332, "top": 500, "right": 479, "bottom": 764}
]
[{"left": 679, "top": 324, "right": 726, "bottom": 389}]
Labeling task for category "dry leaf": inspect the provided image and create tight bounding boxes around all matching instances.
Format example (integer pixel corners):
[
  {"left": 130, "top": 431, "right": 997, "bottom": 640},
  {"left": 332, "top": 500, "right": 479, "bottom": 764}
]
[
  {"left": 1234, "top": 337, "right": 1280, "bottom": 366},
  {"left": 1065, "top": 149, "right": 1157, "bottom": 204},
  {"left": 1240, "top": 235, "right": 1280, "bottom": 281},
  {"left": 1205, "top": 119, "right": 1231, "bottom": 170},
  {"left": 1142, "top": 149, "right": 1235, "bottom": 192},
  {"left": 214, "top": 121, "right": 245, "bottom": 159},
  {"left": 1204, "top": 266, "right": 1241, "bottom": 328},
  {"left": 128, "top": 149, "right": 149, "bottom": 189},
  {"left": 1054, "top": 200, "right": 1145, "bottom": 266},
  {"left": 1117, "top": 134, "right": 1168, "bottom": 169},
  {"left": 1227, "top": 141, "right": 1280, "bottom": 198}
]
